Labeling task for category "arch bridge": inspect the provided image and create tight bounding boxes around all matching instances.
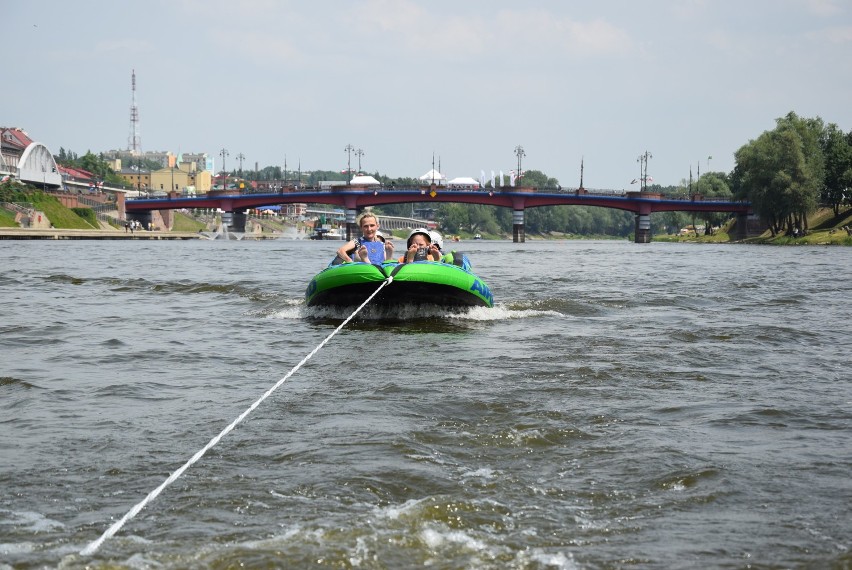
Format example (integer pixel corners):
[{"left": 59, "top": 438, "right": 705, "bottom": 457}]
[
  {"left": 1, "top": 142, "right": 63, "bottom": 189},
  {"left": 124, "top": 186, "right": 752, "bottom": 243}
]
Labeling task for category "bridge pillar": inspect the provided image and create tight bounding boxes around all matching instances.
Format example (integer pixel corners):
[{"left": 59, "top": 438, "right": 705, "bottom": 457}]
[
  {"left": 634, "top": 214, "right": 651, "bottom": 243},
  {"left": 231, "top": 211, "right": 246, "bottom": 232},
  {"left": 345, "top": 208, "right": 357, "bottom": 241},
  {"left": 734, "top": 213, "right": 760, "bottom": 240},
  {"left": 734, "top": 213, "right": 746, "bottom": 240},
  {"left": 221, "top": 211, "right": 246, "bottom": 232},
  {"left": 116, "top": 192, "right": 126, "bottom": 220},
  {"left": 512, "top": 209, "right": 525, "bottom": 243}
]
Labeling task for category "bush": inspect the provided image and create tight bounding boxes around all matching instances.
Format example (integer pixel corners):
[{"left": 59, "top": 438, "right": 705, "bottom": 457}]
[
  {"left": 71, "top": 207, "right": 99, "bottom": 228},
  {"left": 0, "top": 207, "right": 18, "bottom": 227},
  {"left": 0, "top": 180, "right": 31, "bottom": 203}
]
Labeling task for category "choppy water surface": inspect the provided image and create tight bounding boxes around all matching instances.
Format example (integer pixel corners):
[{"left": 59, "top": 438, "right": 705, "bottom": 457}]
[{"left": 1, "top": 239, "right": 850, "bottom": 569}]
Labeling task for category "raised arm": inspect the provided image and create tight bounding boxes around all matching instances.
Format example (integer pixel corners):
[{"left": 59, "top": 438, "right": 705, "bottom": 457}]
[{"left": 336, "top": 239, "right": 359, "bottom": 262}]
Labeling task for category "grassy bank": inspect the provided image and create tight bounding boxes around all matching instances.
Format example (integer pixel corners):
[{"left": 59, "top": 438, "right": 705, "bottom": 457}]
[
  {"left": 172, "top": 212, "right": 206, "bottom": 232},
  {"left": 655, "top": 207, "right": 852, "bottom": 246},
  {"left": 0, "top": 208, "right": 17, "bottom": 227},
  {"left": 743, "top": 206, "right": 852, "bottom": 245},
  {"left": 1, "top": 183, "right": 97, "bottom": 230},
  {"left": 31, "top": 194, "right": 97, "bottom": 229}
]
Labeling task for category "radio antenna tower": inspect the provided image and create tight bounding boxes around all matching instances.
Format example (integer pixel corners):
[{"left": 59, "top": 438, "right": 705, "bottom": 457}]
[{"left": 128, "top": 69, "right": 141, "bottom": 155}]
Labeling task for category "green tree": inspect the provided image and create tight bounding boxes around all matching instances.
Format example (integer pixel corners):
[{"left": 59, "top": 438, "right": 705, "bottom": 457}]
[
  {"left": 435, "top": 203, "right": 469, "bottom": 233},
  {"left": 820, "top": 123, "right": 852, "bottom": 215},
  {"left": 518, "top": 169, "right": 559, "bottom": 189},
  {"left": 695, "top": 172, "right": 733, "bottom": 233},
  {"left": 304, "top": 169, "right": 349, "bottom": 186},
  {"left": 654, "top": 211, "right": 691, "bottom": 235},
  {"left": 243, "top": 166, "right": 283, "bottom": 181},
  {"left": 54, "top": 150, "right": 127, "bottom": 186},
  {"left": 734, "top": 112, "right": 824, "bottom": 236},
  {"left": 435, "top": 203, "right": 502, "bottom": 235},
  {"left": 467, "top": 204, "right": 501, "bottom": 234},
  {"left": 78, "top": 151, "right": 111, "bottom": 178}
]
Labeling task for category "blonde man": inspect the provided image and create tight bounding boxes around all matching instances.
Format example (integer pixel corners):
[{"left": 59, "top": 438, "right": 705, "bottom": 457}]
[{"left": 336, "top": 213, "right": 395, "bottom": 264}]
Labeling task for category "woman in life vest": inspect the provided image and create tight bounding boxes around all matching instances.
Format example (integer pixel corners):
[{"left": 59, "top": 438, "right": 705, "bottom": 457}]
[
  {"left": 336, "top": 213, "right": 394, "bottom": 264},
  {"left": 399, "top": 228, "right": 441, "bottom": 263}
]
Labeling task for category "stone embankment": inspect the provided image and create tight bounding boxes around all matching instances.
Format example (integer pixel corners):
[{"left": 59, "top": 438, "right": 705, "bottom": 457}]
[{"left": 0, "top": 227, "right": 204, "bottom": 240}]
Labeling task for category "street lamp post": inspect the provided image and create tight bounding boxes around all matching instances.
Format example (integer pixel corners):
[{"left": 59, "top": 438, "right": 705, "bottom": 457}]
[
  {"left": 219, "top": 148, "right": 229, "bottom": 190},
  {"left": 355, "top": 148, "right": 364, "bottom": 173},
  {"left": 514, "top": 145, "right": 525, "bottom": 183},
  {"left": 236, "top": 153, "right": 245, "bottom": 177},
  {"left": 344, "top": 144, "right": 354, "bottom": 182},
  {"left": 645, "top": 151, "right": 652, "bottom": 191},
  {"left": 636, "top": 151, "right": 653, "bottom": 192},
  {"left": 637, "top": 155, "right": 643, "bottom": 189}
]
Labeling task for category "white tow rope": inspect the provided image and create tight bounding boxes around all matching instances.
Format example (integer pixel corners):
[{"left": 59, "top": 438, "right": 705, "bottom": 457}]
[{"left": 80, "top": 276, "right": 394, "bottom": 556}]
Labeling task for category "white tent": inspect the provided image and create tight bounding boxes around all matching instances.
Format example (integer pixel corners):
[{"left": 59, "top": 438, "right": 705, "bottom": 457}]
[
  {"left": 447, "top": 176, "right": 481, "bottom": 190},
  {"left": 350, "top": 174, "right": 381, "bottom": 186},
  {"left": 418, "top": 169, "right": 446, "bottom": 185}
]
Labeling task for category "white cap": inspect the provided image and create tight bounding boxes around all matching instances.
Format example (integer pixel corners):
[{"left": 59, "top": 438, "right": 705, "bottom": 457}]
[{"left": 428, "top": 230, "right": 443, "bottom": 250}]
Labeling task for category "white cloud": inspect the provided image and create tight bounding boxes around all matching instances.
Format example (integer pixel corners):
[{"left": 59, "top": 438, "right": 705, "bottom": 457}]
[
  {"left": 802, "top": 0, "right": 844, "bottom": 17},
  {"left": 817, "top": 26, "right": 852, "bottom": 43},
  {"left": 495, "top": 10, "right": 633, "bottom": 58},
  {"left": 670, "top": 0, "right": 709, "bottom": 21},
  {"left": 215, "top": 32, "right": 304, "bottom": 66},
  {"left": 348, "top": 2, "right": 633, "bottom": 61}
]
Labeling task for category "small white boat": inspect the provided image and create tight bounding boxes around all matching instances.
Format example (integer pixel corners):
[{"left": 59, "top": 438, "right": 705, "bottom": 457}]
[{"left": 309, "top": 228, "right": 345, "bottom": 240}]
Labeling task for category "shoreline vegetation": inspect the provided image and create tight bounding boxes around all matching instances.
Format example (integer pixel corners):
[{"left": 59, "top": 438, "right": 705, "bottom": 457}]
[
  {"left": 2, "top": 186, "right": 850, "bottom": 245},
  {"left": 653, "top": 206, "right": 852, "bottom": 246}
]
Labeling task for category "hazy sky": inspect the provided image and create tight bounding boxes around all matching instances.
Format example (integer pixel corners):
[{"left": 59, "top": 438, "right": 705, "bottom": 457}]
[{"left": 6, "top": 0, "right": 851, "bottom": 189}]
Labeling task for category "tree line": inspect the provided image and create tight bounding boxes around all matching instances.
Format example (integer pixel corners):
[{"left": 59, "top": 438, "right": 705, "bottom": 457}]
[{"left": 55, "top": 148, "right": 129, "bottom": 187}]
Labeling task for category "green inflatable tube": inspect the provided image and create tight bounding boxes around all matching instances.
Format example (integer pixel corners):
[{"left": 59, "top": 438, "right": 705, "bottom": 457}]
[{"left": 305, "top": 260, "right": 493, "bottom": 308}]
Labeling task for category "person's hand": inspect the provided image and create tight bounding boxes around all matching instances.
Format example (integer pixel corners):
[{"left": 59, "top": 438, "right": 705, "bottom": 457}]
[{"left": 405, "top": 244, "right": 418, "bottom": 262}]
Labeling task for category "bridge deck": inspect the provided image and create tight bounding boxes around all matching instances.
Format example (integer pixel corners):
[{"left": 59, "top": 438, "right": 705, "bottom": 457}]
[{"left": 125, "top": 187, "right": 751, "bottom": 215}]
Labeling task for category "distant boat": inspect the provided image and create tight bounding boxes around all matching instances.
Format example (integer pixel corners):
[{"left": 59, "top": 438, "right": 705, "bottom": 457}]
[
  {"left": 309, "top": 228, "right": 345, "bottom": 240},
  {"left": 473, "top": 233, "right": 482, "bottom": 240}
]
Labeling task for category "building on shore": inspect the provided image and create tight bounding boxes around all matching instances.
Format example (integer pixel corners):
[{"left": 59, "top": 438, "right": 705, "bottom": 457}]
[
  {"left": 1, "top": 127, "right": 63, "bottom": 188},
  {"left": 116, "top": 158, "right": 211, "bottom": 195}
]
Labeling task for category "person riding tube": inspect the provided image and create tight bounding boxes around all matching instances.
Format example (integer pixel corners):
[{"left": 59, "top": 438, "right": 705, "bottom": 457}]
[
  {"left": 399, "top": 228, "right": 441, "bottom": 263},
  {"left": 335, "top": 213, "right": 394, "bottom": 264}
]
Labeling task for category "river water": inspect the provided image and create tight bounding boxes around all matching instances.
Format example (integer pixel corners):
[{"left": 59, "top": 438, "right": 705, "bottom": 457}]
[{"left": 1, "top": 239, "right": 850, "bottom": 569}]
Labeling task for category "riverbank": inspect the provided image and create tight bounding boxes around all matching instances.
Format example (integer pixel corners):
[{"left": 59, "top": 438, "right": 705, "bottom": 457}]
[
  {"left": 654, "top": 206, "right": 852, "bottom": 246},
  {"left": 0, "top": 227, "right": 204, "bottom": 240}
]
